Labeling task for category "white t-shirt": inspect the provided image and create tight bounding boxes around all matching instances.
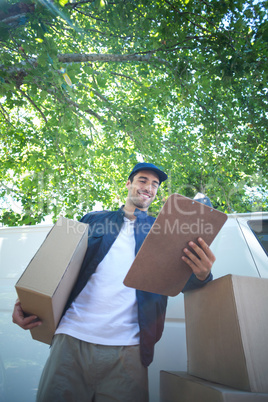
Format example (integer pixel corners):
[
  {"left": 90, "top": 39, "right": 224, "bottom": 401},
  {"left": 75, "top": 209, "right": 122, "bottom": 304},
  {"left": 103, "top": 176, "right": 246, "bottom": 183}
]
[{"left": 55, "top": 217, "right": 140, "bottom": 345}]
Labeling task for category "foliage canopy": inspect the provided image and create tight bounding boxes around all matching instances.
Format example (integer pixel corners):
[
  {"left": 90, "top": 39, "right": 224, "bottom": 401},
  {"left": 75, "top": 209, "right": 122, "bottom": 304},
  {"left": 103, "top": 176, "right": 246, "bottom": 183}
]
[{"left": 0, "top": 0, "right": 267, "bottom": 225}]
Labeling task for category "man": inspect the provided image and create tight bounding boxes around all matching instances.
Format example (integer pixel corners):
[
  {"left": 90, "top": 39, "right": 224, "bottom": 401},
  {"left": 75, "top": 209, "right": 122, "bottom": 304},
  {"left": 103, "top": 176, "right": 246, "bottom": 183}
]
[{"left": 13, "top": 162, "right": 215, "bottom": 402}]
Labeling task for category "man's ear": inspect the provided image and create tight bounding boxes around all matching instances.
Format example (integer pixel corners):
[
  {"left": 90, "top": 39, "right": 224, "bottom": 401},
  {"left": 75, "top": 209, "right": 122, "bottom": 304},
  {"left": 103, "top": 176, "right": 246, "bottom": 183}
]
[{"left": 126, "top": 179, "right": 131, "bottom": 189}]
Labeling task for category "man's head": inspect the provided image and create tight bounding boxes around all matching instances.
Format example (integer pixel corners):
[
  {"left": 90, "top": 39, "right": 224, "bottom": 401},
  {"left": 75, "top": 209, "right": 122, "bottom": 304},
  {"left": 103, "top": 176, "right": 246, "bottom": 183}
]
[{"left": 125, "top": 163, "right": 167, "bottom": 213}]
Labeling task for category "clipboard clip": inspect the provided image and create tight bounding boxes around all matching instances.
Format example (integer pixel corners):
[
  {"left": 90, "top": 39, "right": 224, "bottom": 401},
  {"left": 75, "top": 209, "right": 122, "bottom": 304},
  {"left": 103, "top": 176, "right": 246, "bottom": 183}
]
[{"left": 193, "top": 193, "right": 213, "bottom": 208}]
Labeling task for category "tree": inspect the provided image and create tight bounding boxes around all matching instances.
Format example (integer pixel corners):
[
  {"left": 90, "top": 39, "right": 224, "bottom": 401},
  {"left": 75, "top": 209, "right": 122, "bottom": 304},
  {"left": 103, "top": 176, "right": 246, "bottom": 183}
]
[{"left": 0, "top": 0, "right": 267, "bottom": 225}]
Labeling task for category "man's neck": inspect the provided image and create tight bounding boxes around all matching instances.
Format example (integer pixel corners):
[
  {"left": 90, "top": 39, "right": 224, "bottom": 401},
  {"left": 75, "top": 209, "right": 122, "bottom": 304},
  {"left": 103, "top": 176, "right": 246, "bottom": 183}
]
[
  {"left": 122, "top": 205, "right": 136, "bottom": 220},
  {"left": 122, "top": 205, "right": 147, "bottom": 220}
]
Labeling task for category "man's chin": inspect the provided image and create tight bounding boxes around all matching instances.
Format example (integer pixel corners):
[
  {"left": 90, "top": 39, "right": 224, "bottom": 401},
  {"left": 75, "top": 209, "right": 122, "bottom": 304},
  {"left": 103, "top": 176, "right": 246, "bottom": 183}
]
[{"left": 133, "top": 197, "right": 152, "bottom": 210}]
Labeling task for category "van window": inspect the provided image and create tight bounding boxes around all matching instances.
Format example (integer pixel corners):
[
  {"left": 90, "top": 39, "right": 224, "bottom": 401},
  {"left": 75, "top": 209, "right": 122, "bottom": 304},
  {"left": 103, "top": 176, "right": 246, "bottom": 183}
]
[{"left": 248, "top": 220, "right": 268, "bottom": 256}]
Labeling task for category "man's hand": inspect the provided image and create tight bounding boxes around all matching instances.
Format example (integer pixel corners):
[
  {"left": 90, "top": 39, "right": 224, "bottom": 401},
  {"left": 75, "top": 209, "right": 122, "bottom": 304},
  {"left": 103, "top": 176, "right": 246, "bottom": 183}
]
[
  {"left": 12, "top": 300, "right": 42, "bottom": 330},
  {"left": 182, "top": 237, "right": 216, "bottom": 281}
]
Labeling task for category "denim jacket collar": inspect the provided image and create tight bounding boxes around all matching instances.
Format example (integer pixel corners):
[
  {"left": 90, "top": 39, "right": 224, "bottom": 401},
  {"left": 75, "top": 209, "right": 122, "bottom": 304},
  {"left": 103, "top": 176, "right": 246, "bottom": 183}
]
[{"left": 120, "top": 205, "right": 149, "bottom": 220}]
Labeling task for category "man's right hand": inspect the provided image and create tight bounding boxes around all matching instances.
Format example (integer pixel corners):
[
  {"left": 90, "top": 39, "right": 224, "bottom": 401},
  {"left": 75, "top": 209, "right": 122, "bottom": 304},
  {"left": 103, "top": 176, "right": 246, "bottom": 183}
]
[{"left": 12, "top": 300, "right": 42, "bottom": 330}]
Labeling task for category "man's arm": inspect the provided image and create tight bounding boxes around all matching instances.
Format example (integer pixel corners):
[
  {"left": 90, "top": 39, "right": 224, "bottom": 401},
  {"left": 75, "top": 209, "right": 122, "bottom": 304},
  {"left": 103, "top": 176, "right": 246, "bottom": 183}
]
[{"left": 12, "top": 300, "right": 42, "bottom": 330}]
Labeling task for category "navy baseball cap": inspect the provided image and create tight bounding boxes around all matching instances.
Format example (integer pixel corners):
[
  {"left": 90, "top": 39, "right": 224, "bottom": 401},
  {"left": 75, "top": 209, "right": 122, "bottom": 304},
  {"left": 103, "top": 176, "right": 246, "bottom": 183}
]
[{"left": 128, "top": 163, "right": 168, "bottom": 184}]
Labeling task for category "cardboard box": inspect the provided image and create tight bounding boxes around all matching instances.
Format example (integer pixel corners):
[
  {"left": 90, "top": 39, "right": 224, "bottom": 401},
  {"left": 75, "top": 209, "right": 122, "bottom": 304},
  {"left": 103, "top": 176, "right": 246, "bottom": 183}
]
[
  {"left": 16, "top": 216, "right": 88, "bottom": 344},
  {"left": 184, "top": 275, "right": 268, "bottom": 393},
  {"left": 160, "top": 371, "right": 268, "bottom": 402}
]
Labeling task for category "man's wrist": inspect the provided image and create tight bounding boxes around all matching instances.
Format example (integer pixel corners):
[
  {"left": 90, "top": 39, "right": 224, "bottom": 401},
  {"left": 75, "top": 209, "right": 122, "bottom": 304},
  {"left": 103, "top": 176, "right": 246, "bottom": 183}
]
[{"left": 195, "top": 272, "right": 211, "bottom": 282}]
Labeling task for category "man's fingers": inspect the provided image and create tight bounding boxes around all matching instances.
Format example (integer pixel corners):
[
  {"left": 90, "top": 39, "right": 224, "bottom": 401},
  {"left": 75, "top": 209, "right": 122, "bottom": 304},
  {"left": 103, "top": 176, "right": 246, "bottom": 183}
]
[
  {"left": 21, "top": 318, "right": 42, "bottom": 330},
  {"left": 12, "top": 301, "right": 42, "bottom": 330},
  {"left": 181, "top": 237, "right": 216, "bottom": 281},
  {"left": 183, "top": 246, "right": 202, "bottom": 266},
  {"left": 13, "top": 314, "right": 42, "bottom": 330},
  {"left": 197, "top": 238, "right": 216, "bottom": 262},
  {"left": 184, "top": 238, "right": 215, "bottom": 266}
]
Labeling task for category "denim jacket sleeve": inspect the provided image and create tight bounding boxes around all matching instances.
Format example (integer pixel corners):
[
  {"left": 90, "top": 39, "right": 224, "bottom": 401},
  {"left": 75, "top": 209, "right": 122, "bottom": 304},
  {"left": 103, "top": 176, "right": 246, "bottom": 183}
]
[{"left": 182, "top": 271, "right": 213, "bottom": 292}]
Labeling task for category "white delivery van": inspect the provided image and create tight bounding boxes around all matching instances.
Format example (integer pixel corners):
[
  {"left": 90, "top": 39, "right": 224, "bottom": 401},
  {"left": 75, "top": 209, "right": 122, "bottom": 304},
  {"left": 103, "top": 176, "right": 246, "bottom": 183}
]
[{"left": 0, "top": 212, "right": 267, "bottom": 402}]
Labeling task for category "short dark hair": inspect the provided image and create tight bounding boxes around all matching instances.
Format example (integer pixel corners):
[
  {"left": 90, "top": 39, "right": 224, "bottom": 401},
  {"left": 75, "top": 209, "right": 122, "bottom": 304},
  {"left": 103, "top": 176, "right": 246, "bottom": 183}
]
[{"left": 129, "top": 172, "right": 138, "bottom": 183}]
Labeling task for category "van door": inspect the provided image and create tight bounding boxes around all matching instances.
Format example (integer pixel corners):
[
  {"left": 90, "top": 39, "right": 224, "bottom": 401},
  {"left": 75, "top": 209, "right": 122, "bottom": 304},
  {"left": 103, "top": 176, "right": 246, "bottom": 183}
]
[{"left": 237, "top": 215, "right": 268, "bottom": 279}]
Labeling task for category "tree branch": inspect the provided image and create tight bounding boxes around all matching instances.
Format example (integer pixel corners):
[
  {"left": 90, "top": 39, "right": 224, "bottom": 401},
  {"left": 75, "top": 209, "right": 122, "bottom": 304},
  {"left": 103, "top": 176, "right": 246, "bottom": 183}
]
[
  {"left": 57, "top": 52, "right": 158, "bottom": 64},
  {"left": 0, "top": 2, "right": 35, "bottom": 25},
  {"left": 61, "top": 93, "right": 104, "bottom": 121},
  {"left": 0, "top": 104, "right": 11, "bottom": 125},
  {"left": 110, "top": 72, "right": 142, "bottom": 85},
  {"left": 65, "top": 0, "right": 95, "bottom": 7},
  {"left": 17, "top": 88, "right": 48, "bottom": 123}
]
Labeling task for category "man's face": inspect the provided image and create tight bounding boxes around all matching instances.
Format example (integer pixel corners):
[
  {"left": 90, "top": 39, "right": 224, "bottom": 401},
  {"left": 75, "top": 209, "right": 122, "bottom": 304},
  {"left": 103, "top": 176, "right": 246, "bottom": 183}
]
[{"left": 126, "top": 170, "right": 160, "bottom": 211}]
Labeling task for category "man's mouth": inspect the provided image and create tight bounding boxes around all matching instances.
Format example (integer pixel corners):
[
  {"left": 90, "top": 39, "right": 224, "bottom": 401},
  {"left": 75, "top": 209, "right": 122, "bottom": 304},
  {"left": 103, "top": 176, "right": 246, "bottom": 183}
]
[{"left": 138, "top": 192, "right": 151, "bottom": 200}]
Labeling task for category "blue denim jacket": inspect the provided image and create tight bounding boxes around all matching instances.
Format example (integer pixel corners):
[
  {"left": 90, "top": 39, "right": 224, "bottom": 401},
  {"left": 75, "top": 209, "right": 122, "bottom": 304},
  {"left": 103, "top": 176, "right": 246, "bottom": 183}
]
[{"left": 63, "top": 206, "right": 212, "bottom": 367}]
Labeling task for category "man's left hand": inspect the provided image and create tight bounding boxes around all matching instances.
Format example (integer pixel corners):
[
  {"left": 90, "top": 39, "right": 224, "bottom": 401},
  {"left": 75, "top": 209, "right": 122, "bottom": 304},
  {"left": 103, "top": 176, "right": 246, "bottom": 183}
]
[{"left": 182, "top": 237, "right": 216, "bottom": 281}]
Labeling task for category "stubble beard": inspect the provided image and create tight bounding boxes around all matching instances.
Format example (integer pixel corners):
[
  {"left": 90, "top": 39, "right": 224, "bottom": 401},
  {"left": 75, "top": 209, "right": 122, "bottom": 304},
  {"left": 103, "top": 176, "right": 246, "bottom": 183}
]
[{"left": 130, "top": 192, "right": 154, "bottom": 210}]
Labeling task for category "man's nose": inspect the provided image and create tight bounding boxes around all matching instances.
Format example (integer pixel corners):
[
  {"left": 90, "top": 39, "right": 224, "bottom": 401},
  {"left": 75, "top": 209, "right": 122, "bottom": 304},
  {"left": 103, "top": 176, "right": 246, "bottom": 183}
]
[{"left": 144, "top": 182, "right": 153, "bottom": 192}]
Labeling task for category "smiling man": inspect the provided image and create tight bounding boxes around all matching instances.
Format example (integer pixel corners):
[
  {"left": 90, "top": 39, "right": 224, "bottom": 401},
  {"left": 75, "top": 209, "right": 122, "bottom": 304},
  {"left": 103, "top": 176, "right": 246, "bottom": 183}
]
[{"left": 13, "top": 162, "right": 215, "bottom": 402}]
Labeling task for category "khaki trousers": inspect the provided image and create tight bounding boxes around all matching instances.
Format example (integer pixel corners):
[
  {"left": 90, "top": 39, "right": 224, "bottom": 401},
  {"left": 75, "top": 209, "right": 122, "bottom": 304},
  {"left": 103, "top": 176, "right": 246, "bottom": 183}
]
[{"left": 36, "top": 334, "right": 149, "bottom": 402}]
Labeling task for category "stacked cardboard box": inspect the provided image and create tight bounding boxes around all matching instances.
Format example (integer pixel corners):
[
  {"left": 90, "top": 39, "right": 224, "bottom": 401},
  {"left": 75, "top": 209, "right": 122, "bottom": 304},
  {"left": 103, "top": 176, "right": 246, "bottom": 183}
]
[
  {"left": 16, "top": 216, "right": 88, "bottom": 344},
  {"left": 160, "top": 275, "right": 268, "bottom": 401}
]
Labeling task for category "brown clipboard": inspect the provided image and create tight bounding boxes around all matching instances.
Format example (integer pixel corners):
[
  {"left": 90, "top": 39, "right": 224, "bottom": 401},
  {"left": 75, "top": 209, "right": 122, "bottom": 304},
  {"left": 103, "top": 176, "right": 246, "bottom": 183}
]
[{"left": 123, "top": 194, "right": 227, "bottom": 297}]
